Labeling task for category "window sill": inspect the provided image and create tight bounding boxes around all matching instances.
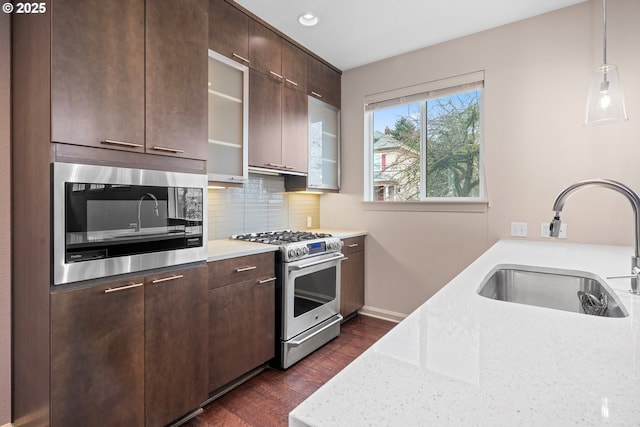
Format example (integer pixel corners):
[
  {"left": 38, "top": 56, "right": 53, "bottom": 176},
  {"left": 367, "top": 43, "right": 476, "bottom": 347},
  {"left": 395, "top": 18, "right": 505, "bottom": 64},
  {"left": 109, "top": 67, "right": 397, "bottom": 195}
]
[{"left": 362, "top": 199, "right": 489, "bottom": 213}]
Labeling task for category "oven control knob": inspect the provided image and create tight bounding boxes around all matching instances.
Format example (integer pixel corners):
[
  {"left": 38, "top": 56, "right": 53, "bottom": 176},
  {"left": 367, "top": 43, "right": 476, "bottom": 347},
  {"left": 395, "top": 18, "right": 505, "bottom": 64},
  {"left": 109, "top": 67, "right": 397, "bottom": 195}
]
[
  {"left": 296, "top": 248, "right": 304, "bottom": 257},
  {"left": 303, "top": 247, "right": 309, "bottom": 255},
  {"left": 288, "top": 249, "right": 296, "bottom": 259}
]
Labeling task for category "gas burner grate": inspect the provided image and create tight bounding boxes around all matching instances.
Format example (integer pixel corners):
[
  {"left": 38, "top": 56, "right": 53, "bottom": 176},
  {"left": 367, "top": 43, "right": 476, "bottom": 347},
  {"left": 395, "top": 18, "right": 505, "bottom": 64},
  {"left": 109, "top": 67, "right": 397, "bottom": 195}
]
[{"left": 232, "top": 230, "right": 332, "bottom": 245}]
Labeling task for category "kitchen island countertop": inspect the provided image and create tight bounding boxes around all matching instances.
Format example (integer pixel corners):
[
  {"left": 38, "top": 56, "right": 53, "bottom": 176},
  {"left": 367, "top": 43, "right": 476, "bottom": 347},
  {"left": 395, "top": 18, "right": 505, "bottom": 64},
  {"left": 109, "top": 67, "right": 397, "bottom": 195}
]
[{"left": 289, "top": 239, "right": 640, "bottom": 426}]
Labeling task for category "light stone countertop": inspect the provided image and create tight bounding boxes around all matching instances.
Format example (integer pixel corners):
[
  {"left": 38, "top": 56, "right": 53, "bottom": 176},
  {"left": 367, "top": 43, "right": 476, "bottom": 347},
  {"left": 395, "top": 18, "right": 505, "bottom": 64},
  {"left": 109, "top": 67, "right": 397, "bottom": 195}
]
[
  {"left": 309, "top": 229, "right": 368, "bottom": 239},
  {"left": 289, "top": 239, "right": 640, "bottom": 426},
  {"left": 207, "top": 239, "right": 278, "bottom": 262},
  {"left": 207, "top": 229, "right": 366, "bottom": 262}
]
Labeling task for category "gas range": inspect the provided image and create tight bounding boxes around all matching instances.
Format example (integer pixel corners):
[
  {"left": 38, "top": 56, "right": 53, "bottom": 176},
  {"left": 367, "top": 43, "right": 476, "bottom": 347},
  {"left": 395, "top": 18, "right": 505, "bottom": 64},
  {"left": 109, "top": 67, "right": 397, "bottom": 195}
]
[
  {"left": 234, "top": 230, "right": 344, "bottom": 368},
  {"left": 232, "top": 230, "right": 343, "bottom": 262}
]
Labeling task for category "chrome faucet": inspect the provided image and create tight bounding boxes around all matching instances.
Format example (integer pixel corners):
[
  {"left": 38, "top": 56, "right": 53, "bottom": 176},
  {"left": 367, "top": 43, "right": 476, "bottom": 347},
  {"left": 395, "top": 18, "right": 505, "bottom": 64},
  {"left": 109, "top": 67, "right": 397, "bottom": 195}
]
[
  {"left": 136, "top": 192, "right": 159, "bottom": 232},
  {"left": 550, "top": 178, "right": 640, "bottom": 294}
]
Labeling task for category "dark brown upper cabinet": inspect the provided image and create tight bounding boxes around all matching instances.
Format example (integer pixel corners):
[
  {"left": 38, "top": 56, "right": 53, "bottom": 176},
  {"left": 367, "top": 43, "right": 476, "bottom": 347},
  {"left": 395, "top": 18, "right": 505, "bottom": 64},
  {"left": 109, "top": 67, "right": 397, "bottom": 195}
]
[
  {"left": 308, "top": 56, "right": 341, "bottom": 109},
  {"left": 282, "top": 86, "right": 308, "bottom": 173},
  {"left": 249, "top": 20, "right": 282, "bottom": 77},
  {"left": 146, "top": 0, "right": 208, "bottom": 160},
  {"left": 248, "top": 70, "right": 307, "bottom": 174},
  {"left": 248, "top": 69, "right": 282, "bottom": 169},
  {"left": 51, "top": 0, "right": 207, "bottom": 161},
  {"left": 208, "top": 0, "right": 250, "bottom": 65},
  {"left": 51, "top": 0, "right": 145, "bottom": 153},
  {"left": 282, "top": 40, "right": 308, "bottom": 92}
]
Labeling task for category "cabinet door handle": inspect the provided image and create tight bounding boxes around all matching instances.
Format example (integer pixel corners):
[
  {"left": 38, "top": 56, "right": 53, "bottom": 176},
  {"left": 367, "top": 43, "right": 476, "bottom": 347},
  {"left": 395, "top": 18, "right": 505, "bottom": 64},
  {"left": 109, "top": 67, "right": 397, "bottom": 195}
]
[
  {"left": 257, "top": 277, "right": 276, "bottom": 284},
  {"left": 102, "top": 139, "right": 144, "bottom": 148},
  {"left": 311, "top": 91, "right": 323, "bottom": 99},
  {"left": 342, "top": 257, "right": 349, "bottom": 261},
  {"left": 151, "top": 274, "right": 184, "bottom": 284},
  {"left": 104, "top": 282, "right": 144, "bottom": 293},
  {"left": 269, "top": 70, "right": 283, "bottom": 79},
  {"left": 285, "top": 78, "right": 299, "bottom": 87},
  {"left": 348, "top": 243, "right": 359, "bottom": 248},
  {"left": 232, "top": 53, "right": 250, "bottom": 63},
  {"left": 151, "top": 145, "right": 185, "bottom": 154},
  {"left": 266, "top": 162, "right": 286, "bottom": 169},
  {"left": 236, "top": 266, "right": 257, "bottom": 272}
]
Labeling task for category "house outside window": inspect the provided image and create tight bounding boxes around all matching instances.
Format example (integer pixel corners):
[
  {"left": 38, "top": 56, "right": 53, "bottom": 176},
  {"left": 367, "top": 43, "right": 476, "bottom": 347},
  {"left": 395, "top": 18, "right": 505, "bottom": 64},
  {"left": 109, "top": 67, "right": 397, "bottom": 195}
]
[{"left": 365, "top": 71, "right": 485, "bottom": 204}]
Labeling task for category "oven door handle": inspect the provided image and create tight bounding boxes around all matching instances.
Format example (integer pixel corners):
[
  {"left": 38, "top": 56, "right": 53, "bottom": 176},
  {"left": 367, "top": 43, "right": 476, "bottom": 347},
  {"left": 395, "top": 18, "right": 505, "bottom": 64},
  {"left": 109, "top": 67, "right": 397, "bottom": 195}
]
[
  {"left": 289, "top": 253, "right": 344, "bottom": 270},
  {"left": 288, "top": 314, "right": 343, "bottom": 346}
]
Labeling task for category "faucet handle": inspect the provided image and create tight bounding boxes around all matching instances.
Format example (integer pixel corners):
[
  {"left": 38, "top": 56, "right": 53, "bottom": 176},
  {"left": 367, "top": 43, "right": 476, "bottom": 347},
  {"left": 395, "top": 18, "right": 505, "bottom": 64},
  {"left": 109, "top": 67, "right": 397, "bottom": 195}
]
[{"left": 606, "top": 267, "right": 640, "bottom": 280}]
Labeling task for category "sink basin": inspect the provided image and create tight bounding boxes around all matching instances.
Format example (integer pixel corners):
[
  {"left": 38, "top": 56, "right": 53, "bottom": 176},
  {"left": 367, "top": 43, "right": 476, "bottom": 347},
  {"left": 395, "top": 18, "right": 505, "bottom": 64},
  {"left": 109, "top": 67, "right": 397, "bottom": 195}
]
[{"left": 477, "top": 264, "right": 628, "bottom": 318}]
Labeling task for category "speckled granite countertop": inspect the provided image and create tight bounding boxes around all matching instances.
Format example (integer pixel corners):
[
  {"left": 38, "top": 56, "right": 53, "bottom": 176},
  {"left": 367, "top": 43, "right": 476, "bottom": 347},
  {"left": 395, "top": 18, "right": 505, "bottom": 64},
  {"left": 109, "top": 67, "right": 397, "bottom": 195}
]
[{"left": 289, "top": 239, "right": 640, "bottom": 426}]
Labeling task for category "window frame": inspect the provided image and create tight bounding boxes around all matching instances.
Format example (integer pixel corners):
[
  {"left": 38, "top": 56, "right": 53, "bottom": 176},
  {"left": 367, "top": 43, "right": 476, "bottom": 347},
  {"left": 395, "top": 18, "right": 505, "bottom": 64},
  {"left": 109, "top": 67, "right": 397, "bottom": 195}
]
[{"left": 363, "top": 71, "right": 488, "bottom": 212}]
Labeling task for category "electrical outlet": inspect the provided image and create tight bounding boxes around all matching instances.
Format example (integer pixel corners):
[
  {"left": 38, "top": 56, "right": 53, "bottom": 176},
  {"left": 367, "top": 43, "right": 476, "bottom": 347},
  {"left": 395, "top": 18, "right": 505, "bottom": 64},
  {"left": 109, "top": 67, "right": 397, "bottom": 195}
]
[
  {"left": 541, "top": 222, "right": 567, "bottom": 238},
  {"left": 558, "top": 223, "right": 567, "bottom": 239},
  {"left": 510, "top": 222, "right": 528, "bottom": 237},
  {"left": 307, "top": 216, "right": 313, "bottom": 228},
  {"left": 541, "top": 223, "right": 551, "bottom": 238}
]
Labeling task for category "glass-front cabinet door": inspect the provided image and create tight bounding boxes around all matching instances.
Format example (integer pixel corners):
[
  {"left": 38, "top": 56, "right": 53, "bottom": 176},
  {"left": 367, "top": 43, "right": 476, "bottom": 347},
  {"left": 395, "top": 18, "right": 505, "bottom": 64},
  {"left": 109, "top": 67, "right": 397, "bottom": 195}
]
[
  {"left": 207, "top": 49, "right": 248, "bottom": 184},
  {"left": 308, "top": 96, "right": 340, "bottom": 190}
]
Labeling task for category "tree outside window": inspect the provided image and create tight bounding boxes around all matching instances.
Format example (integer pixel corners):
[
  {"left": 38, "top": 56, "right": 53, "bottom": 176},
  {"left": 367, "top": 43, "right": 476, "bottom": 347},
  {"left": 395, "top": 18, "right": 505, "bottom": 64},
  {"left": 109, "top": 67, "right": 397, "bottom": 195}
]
[{"left": 368, "top": 83, "right": 482, "bottom": 202}]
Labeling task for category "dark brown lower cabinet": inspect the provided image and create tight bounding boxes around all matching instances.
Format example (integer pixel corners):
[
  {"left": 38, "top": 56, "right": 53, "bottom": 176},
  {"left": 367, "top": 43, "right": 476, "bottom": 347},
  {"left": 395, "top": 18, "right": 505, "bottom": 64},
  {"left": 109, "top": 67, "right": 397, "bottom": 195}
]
[
  {"left": 208, "top": 260, "right": 275, "bottom": 392},
  {"left": 50, "top": 264, "right": 208, "bottom": 427},
  {"left": 145, "top": 266, "right": 208, "bottom": 427},
  {"left": 51, "top": 279, "right": 145, "bottom": 427},
  {"left": 340, "top": 236, "right": 366, "bottom": 319}
]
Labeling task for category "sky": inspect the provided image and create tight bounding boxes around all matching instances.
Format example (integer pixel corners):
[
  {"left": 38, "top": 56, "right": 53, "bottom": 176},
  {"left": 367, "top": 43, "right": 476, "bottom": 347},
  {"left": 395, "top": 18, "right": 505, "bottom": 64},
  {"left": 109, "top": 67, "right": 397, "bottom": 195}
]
[
  {"left": 373, "top": 103, "right": 420, "bottom": 133},
  {"left": 372, "top": 90, "right": 480, "bottom": 134}
]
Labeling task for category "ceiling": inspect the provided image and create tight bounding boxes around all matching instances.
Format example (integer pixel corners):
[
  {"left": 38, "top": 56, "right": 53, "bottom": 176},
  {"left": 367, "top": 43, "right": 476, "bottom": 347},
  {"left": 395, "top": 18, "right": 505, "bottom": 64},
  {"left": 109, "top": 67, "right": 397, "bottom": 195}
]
[{"left": 234, "top": 0, "right": 588, "bottom": 71}]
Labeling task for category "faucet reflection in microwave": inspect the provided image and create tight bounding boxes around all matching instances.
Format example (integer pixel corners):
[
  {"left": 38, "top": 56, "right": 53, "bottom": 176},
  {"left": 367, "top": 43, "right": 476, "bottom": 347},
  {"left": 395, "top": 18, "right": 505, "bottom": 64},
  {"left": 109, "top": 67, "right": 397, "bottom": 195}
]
[{"left": 136, "top": 192, "right": 159, "bottom": 232}]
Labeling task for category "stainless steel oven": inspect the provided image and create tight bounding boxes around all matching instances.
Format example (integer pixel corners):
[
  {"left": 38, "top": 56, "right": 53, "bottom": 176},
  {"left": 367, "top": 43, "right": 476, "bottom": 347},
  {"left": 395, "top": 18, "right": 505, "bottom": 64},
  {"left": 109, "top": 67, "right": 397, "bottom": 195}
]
[
  {"left": 232, "top": 231, "right": 344, "bottom": 368},
  {"left": 279, "top": 250, "right": 344, "bottom": 368},
  {"left": 52, "top": 162, "right": 207, "bottom": 285}
]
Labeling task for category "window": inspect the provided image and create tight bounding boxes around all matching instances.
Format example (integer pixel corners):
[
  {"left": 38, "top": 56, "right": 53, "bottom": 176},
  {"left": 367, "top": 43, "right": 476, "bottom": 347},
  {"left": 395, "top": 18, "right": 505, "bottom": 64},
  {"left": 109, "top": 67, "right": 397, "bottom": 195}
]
[{"left": 365, "top": 72, "right": 485, "bottom": 203}]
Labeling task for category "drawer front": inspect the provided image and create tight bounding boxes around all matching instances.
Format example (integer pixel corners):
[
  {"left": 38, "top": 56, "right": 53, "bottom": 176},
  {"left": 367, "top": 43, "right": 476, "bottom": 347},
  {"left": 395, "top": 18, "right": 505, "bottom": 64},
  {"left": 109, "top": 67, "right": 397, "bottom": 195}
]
[
  {"left": 341, "top": 236, "right": 365, "bottom": 255},
  {"left": 208, "top": 252, "right": 275, "bottom": 289}
]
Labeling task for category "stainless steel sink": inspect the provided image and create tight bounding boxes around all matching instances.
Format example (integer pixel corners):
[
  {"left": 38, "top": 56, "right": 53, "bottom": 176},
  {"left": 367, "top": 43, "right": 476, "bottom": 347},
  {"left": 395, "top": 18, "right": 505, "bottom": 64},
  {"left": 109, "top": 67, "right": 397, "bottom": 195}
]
[{"left": 477, "top": 264, "right": 628, "bottom": 317}]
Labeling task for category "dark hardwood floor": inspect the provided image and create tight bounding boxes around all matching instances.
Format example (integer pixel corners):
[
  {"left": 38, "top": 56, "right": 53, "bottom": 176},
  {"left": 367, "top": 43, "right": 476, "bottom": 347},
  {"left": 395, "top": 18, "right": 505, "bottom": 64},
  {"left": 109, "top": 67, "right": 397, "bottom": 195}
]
[{"left": 186, "top": 315, "right": 396, "bottom": 427}]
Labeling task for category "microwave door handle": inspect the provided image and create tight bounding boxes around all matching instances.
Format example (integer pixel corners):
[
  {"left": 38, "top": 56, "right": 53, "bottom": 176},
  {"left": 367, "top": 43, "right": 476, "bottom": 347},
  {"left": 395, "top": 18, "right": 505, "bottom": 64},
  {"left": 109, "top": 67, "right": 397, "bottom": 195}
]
[{"left": 289, "top": 253, "right": 344, "bottom": 270}]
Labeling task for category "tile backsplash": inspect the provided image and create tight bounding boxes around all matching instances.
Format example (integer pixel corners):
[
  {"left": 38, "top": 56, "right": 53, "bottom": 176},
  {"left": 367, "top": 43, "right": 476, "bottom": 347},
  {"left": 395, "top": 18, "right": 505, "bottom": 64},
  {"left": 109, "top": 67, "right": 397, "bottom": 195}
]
[{"left": 207, "top": 174, "right": 320, "bottom": 240}]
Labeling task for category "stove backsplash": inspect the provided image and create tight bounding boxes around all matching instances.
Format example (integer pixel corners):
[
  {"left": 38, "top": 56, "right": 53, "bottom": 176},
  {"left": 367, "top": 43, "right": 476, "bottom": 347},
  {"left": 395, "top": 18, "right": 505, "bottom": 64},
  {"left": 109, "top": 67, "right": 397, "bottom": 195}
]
[{"left": 207, "top": 174, "right": 320, "bottom": 241}]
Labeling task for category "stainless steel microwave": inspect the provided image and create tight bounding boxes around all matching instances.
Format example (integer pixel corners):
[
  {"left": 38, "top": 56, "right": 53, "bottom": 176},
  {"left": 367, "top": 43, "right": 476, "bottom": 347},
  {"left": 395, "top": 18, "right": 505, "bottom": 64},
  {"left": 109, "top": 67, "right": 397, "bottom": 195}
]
[{"left": 52, "top": 162, "right": 208, "bottom": 285}]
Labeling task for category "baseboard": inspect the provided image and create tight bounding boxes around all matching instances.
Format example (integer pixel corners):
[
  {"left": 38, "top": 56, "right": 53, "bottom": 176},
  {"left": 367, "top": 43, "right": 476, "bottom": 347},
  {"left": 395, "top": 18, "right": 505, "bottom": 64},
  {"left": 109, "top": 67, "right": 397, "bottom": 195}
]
[{"left": 358, "top": 306, "right": 406, "bottom": 323}]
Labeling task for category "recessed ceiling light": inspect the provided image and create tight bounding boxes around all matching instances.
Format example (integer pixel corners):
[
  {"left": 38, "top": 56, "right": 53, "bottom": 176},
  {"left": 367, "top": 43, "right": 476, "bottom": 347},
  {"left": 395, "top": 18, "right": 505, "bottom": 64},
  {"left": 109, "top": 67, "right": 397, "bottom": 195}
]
[{"left": 298, "top": 12, "right": 318, "bottom": 27}]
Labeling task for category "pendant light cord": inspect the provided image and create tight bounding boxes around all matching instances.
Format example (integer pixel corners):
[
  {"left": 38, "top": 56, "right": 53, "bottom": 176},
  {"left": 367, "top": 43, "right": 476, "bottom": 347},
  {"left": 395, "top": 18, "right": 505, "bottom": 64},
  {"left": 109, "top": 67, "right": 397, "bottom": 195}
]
[{"left": 602, "top": 0, "right": 608, "bottom": 64}]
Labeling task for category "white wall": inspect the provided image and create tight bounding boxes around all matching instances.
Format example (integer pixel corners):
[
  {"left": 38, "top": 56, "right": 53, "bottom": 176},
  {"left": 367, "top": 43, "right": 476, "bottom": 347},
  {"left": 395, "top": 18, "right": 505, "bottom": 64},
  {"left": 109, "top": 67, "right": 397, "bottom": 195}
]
[
  {"left": 321, "top": 0, "right": 640, "bottom": 317},
  {"left": 0, "top": 10, "right": 11, "bottom": 425}
]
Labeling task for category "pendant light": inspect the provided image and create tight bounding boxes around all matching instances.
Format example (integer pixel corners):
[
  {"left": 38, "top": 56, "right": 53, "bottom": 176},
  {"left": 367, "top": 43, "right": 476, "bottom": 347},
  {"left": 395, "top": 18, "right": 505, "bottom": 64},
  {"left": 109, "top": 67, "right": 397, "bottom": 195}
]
[{"left": 585, "top": 0, "right": 627, "bottom": 126}]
